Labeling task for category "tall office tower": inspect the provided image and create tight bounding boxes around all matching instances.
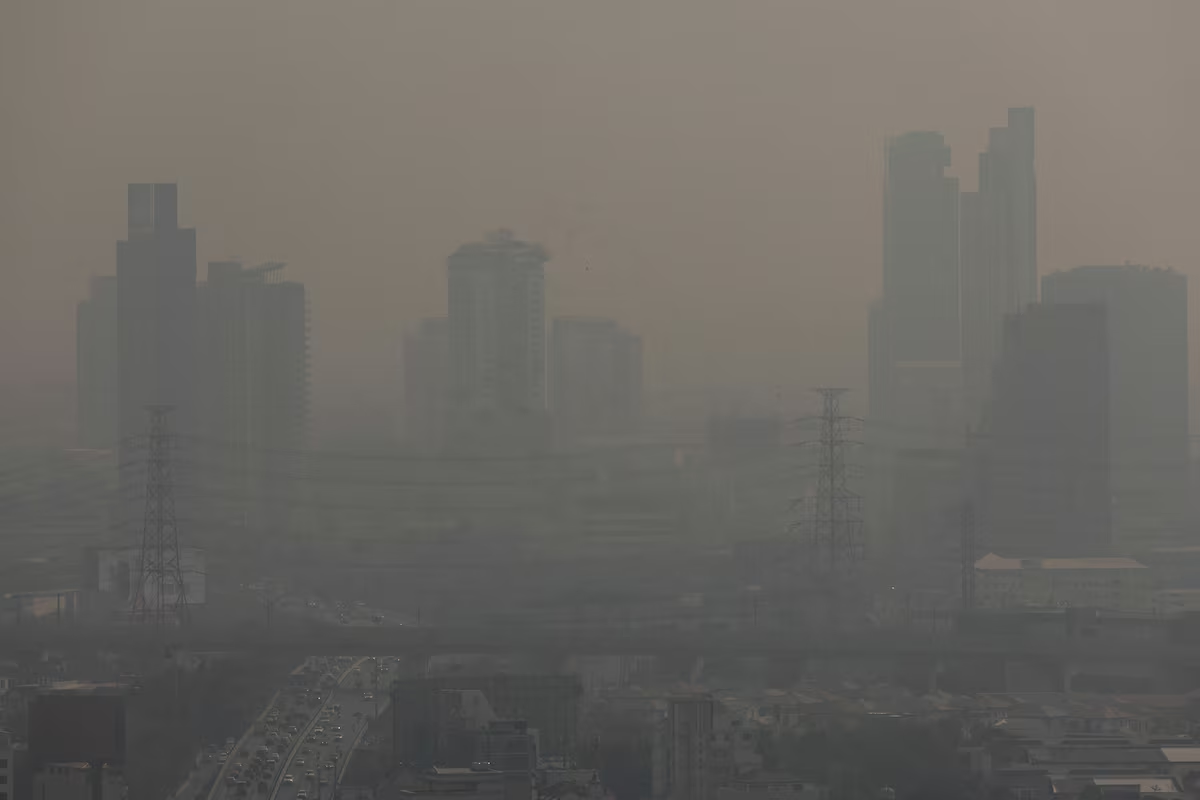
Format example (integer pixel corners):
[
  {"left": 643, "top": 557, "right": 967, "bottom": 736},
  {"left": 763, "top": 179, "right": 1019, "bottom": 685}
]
[
  {"left": 197, "top": 261, "right": 309, "bottom": 538},
  {"left": 961, "top": 107, "right": 1037, "bottom": 424},
  {"left": 868, "top": 133, "right": 961, "bottom": 569},
  {"left": 116, "top": 184, "right": 197, "bottom": 529},
  {"left": 985, "top": 303, "right": 1110, "bottom": 556},
  {"left": 77, "top": 275, "right": 119, "bottom": 450},
  {"left": 446, "top": 229, "right": 549, "bottom": 452},
  {"left": 871, "top": 130, "right": 962, "bottom": 440},
  {"left": 403, "top": 317, "right": 450, "bottom": 453},
  {"left": 1042, "top": 265, "right": 1188, "bottom": 548},
  {"left": 550, "top": 316, "right": 642, "bottom": 446}
]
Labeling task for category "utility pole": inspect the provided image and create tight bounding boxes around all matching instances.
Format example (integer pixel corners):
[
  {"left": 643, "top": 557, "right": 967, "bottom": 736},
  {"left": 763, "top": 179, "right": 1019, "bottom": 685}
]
[{"left": 130, "top": 405, "right": 190, "bottom": 628}]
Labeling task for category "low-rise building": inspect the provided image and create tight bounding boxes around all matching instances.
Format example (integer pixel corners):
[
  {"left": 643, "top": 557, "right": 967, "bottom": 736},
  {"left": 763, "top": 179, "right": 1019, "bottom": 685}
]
[{"left": 975, "top": 553, "right": 1153, "bottom": 612}]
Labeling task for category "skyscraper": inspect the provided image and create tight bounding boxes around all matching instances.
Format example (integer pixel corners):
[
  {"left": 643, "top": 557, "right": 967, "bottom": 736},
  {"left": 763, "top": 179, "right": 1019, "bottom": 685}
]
[
  {"left": 116, "top": 185, "right": 197, "bottom": 443},
  {"left": 961, "top": 107, "right": 1037, "bottom": 424},
  {"left": 882, "top": 131, "right": 961, "bottom": 366},
  {"left": 116, "top": 184, "right": 197, "bottom": 525},
  {"left": 1042, "top": 265, "right": 1188, "bottom": 547},
  {"left": 870, "top": 130, "right": 962, "bottom": 439},
  {"left": 446, "top": 230, "right": 548, "bottom": 452},
  {"left": 985, "top": 303, "right": 1110, "bottom": 556},
  {"left": 550, "top": 316, "right": 642, "bottom": 446},
  {"left": 77, "top": 275, "right": 118, "bottom": 450},
  {"left": 403, "top": 317, "right": 450, "bottom": 453},
  {"left": 867, "top": 132, "right": 962, "bottom": 567},
  {"left": 196, "top": 261, "right": 309, "bottom": 537}
]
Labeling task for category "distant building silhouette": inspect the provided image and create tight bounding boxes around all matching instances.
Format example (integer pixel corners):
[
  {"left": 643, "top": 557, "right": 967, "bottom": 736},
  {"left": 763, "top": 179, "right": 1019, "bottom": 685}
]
[
  {"left": 961, "top": 108, "right": 1037, "bottom": 424},
  {"left": 115, "top": 184, "right": 197, "bottom": 527},
  {"left": 196, "top": 260, "right": 309, "bottom": 537},
  {"left": 868, "top": 132, "right": 962, "bottom": 571},
  {"left": 550, "top": 316, "right": 642, "bottom": 446},
  {"left": 76, "top": 276, "right": 118, "bottom": 450},
  {"left": 1042, "top": 265, "right": 1188, "bottom": 548},
  {"left": 870, "top": 130, "right": 962, "bottom": 443},
  {"left": 985, "top": 303, "right": 1110, "bottom": 556},
  {"left": 446, "top": 230, "right": 549, "bottom": 453},
  {"left": 403, "top": 317, "right": 449, "bottom": 453}
]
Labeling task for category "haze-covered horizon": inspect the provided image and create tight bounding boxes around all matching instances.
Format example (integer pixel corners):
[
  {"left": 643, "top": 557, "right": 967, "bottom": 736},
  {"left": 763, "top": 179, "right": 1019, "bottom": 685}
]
[{"left": 4, "top": 0, "right": 1200, "bottom": 443}]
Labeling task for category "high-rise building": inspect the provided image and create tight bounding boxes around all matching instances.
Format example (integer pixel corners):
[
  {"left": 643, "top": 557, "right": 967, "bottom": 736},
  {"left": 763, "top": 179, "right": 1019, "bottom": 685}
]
[
  {"left": 868, "top": 133, "right": 962, "bottom": 568},
  {"left": 196, "top": 261, "right": 309, "bottom": 536},
  {"left": 1042, "top": 265, "right": 1188, "bottom": 547},
  {"left": 403, "top": 317, "right": 450, "bottom": 453},
  {"left": 870, "top": 130, "right": 962, "bottom": 441},
  {"left": 550, "top": 316, "right": 642, "bottom": 446},
  {"left": 961, "top": 107, "right": 1037, "bottom": 424},
  {"left": 446, "top": 230, "right": 548, "bottom": 452},
  {"left": 76, "top": 276, "right": 118, "bottom": 450},
  {"left": 984, "top": 303, "right": 1110, "bottom": 556},
  {"left": 116, "top": 184, "right": 197, "bottom": 448},
  {"left": 881, "top": 131, "right": 961, "bottom": 367}
]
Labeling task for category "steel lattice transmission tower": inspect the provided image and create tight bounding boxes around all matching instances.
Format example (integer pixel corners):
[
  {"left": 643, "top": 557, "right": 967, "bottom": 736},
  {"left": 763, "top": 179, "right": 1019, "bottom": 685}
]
[
  {"left": 130, "top": 405, "right": 189, "bottom": 627},
  {"left": 793, "top": 388, "right": 864, "bottom": 576}
]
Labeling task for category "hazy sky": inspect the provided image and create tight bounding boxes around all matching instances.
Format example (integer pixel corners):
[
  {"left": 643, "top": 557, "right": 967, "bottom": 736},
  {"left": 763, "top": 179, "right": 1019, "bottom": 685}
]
[{"left": 3, "top": 0, "right": 1199, "bottom": 437}]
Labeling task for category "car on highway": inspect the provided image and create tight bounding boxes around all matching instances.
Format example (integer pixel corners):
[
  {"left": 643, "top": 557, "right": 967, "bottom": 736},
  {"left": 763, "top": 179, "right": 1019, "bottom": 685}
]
[
  {"left": 305, "top": 771, "right": 316, "bottom": 780},
  {"left": 296, "top": 791, "right": 308, "bottom": 799},
  {"left": 295, "top": 759, "right": 306, "bottom": 768},
  {"left": 282, "top": 775, "right": 294, "bottom": 785},
  {"left": 334, "top": 734, "right": 343, "bottom": 742},
  {"left": 322, "top": 763, "right": 334, "bottom": 771},
  {"left": 362, "top": 692, "right": 373, "bottom": 701}
]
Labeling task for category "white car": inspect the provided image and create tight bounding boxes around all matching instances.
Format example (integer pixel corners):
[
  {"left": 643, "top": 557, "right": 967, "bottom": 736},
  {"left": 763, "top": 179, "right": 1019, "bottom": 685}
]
[{"left": 282, "top": 775, "right": 294, "bottom": 785}]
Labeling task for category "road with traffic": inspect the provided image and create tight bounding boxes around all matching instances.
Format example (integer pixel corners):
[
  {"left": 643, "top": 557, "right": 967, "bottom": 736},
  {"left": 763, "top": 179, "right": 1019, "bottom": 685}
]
[
  {"left": 207, "top": 657, "right": 359, "bottom": 800},
  {"left": 271, "top": 656, "right": 392, "bottom": 800}
]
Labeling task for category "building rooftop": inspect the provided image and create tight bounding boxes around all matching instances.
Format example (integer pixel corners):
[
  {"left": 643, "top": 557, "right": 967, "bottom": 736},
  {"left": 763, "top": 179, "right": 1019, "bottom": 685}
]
[{"left": 975, "top": 553, "right": 1147, "bottom": 571}]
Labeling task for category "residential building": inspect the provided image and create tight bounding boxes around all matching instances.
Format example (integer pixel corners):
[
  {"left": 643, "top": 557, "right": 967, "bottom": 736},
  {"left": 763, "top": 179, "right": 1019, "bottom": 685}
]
[
  {"left": 446, "top": 230, "right": 549, "bottom": 453},
  {"left": 550, "top": 317, "right": 642, "bottom": 446},
  {"left": 76, "top": 276, "right": 119, "bottom": 450},
  {"left": 961, "top": 107, "right": 1037, "bottom": 425},
  {"left": 1042, "top": 265, "right": 1189, "bottom": 549},
  {"left": 984, "top": 304, "right": 1110, "bottom": 556},
  {"left": 403, "top": 317, "right": 450, "bottom": 453},
  {"left": 974, "top": 553, "right": 1152, "bottom": 612}
]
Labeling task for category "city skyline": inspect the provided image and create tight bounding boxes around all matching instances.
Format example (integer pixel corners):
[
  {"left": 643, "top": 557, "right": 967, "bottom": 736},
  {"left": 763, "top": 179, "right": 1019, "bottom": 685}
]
[{"left": 7, "top": 1, "right": 1200, "bottom": 444}]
